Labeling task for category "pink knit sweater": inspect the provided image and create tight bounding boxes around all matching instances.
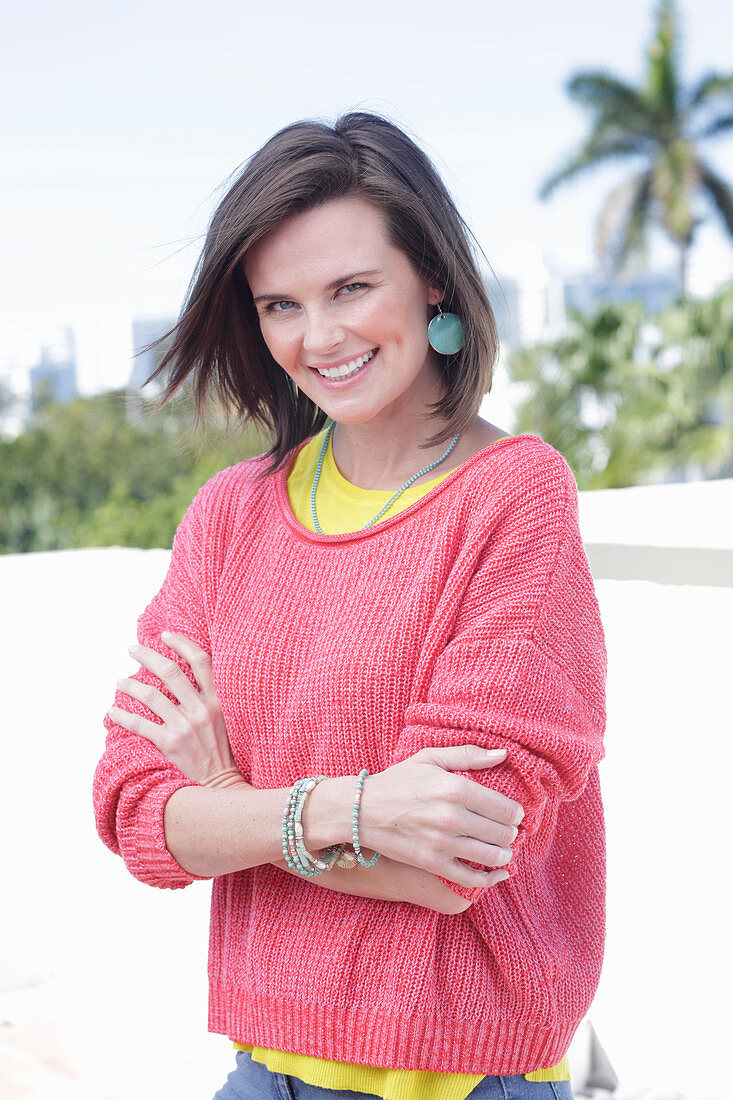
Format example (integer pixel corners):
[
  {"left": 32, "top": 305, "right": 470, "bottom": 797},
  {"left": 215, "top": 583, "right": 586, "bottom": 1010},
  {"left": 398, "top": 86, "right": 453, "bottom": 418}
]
[{"left": 93, "top": 432, "right": 607, "bottom": 1076}]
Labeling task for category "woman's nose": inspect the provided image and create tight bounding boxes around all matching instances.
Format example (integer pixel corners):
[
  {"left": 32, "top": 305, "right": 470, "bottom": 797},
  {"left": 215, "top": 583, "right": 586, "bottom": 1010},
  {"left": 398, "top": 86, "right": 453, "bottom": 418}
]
[{"left": 302, "top": 310, "right": 345, "bottom": 356}]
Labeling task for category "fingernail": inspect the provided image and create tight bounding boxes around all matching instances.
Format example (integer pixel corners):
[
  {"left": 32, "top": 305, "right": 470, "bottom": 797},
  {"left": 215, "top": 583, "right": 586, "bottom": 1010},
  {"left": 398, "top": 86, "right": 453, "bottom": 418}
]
[
  {"left": 513, "top": 807, "right": 525, "bottom": 826},
  {"left": 495, "top": 871, "right": 510, "bottom": 883},
  {"left": 484, "top": 748, "right": 506, "bottom": 758},
  {"left": 128, "top": 645, "right": 141, "bottom": 654},
  {"left": 161, "top": 631, "right": 172, "bottom": 641}
]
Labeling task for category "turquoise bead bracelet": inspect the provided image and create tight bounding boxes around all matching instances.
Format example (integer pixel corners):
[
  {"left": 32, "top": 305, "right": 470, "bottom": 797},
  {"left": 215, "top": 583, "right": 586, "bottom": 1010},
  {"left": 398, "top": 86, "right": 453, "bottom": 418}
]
[
  {"left": 282, "top": 777, "right": 343, "bottom": 877},
  {"left": 281, "top": 770, "right": 380, "bottom": 875},
  {"left": 282, "top": 777, "right": 346, "bottom": 877},
  {"left": 352, "top": 769, "right": 380, "bottom": 868}
]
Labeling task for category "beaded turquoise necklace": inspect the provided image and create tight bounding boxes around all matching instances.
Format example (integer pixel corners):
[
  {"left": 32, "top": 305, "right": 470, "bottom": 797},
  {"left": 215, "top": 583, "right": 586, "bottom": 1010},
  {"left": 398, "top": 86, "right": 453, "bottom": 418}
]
[{"left": 310, "top": 421, "right": 460, "bottom": 534}]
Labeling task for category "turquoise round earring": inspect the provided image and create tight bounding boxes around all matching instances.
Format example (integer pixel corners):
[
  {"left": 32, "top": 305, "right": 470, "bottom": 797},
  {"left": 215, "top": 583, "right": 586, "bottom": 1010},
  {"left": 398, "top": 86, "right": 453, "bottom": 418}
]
[{"left": 427, "top": 303, "right": 464, "bottom": 355}]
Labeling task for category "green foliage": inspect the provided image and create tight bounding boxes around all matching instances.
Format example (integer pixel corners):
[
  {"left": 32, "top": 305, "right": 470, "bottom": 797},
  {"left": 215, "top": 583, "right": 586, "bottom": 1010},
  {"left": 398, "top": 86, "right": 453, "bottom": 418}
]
[
  {"left": 506, "top": 281, "right": 733, "bottom": 489},
  {"left": 0, "top": 392, "right": 265, "bottom": 554}
]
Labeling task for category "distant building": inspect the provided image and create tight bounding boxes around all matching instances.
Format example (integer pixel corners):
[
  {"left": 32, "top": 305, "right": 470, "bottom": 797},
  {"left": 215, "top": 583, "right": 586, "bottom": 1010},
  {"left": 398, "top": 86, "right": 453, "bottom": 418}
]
[
  {"left": 129, "top": 318, "right": 175, "bottom": 390},
  {"left": 489, "top": 249, "right": 571, "bottom": 351},
  {"left": 29, "top": 333, "right": 78, "bottom": 412},
  {"left": 489, "top": 261, "right": 681, "bottom": 355},
  {"left": 0, "top": 322, "right": 79, "bottom": 432},
  {"left": 563, "top": 268, "right": 678, "bottom": 315}
]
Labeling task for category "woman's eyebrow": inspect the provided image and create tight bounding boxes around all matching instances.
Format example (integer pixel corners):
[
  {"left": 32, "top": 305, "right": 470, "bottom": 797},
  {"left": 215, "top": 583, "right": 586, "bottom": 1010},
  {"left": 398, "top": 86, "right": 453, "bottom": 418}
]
[{"left": 252, "top": 269, "right": 383, "bottom": 304}]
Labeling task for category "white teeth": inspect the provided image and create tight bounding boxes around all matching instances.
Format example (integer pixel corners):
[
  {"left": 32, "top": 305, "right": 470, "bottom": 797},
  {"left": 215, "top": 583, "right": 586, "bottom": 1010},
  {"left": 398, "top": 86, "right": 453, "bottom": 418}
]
[{"left": 316, "top": 349, "right": 375, "bottom": 379}]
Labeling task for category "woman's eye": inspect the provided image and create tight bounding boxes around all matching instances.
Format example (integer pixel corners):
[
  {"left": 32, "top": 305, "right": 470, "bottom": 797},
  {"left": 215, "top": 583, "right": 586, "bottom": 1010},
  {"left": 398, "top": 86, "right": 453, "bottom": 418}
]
[
  {"left": 340, "top": 283, "right": 367, "bottom": 295},
  {"left": 266, "top": 300, "right": 297, "bottom": 314}
]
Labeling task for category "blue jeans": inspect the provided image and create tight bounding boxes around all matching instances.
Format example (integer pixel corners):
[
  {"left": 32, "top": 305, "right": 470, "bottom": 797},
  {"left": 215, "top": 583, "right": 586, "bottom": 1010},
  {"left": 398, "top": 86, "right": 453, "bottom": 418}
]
[{"left": 212, "top": 1050, "right": 573, "bottom": 1100}]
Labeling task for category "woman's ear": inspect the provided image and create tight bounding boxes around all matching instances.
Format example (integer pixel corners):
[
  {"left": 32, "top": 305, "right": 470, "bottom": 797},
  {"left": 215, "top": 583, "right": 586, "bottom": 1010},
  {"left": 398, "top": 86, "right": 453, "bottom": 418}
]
[{"left": 427, "top": 284, "right": 443, "bottom": 307}]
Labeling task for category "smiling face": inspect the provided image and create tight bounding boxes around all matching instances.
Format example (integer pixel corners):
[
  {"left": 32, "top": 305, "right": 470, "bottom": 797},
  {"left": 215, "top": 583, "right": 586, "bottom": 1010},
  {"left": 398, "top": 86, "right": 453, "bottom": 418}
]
[{"left": 244, "top": 195, "right": 444, "bottom": 431}]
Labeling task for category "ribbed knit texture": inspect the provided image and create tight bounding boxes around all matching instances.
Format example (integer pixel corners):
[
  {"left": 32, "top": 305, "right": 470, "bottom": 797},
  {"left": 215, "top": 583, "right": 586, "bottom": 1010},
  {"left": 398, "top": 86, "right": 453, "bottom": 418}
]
[{"left": 93, "top": 432, "right": 607, "bottom": 1076}]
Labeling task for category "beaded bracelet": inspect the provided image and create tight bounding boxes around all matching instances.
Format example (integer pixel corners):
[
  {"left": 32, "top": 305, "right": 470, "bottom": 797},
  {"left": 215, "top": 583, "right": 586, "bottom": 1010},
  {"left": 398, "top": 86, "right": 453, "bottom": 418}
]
[
  {"left": 352, "top": 768, "right": 380, "bottom": 868},
  {"left": 283, "top": 778, "right": 323, "bottom": 875},
  {"left": 281, "top": 772, "right": 378, "bottom": 875},
  {"left": 294, "top": 780, "right": 345, "bottom": 872},
  {"left": 283, "top": 778, "right": 315, "bottom": 875},
  {"left": 282, "top": 777, "right": 345, "bottom": 877}
]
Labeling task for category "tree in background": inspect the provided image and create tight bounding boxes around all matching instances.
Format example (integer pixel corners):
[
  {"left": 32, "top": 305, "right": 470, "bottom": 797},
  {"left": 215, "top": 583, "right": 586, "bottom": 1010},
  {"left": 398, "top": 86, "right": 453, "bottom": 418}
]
[
  {"left": 539, "top": 0, "right": 733, "bottom": 295},
  {"left": 507, "top": 280, "right": 733, "bottom": 489},
  {"left": 0, "top": 393, "right": 263, "bottom": 554}
]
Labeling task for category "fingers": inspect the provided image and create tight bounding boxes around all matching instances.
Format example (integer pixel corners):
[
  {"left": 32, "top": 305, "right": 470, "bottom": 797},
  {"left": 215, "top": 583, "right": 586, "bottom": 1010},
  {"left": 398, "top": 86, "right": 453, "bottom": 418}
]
[
  {"left": 464, "top": 780, "right": 524, "bottom": 829},
  {"left": 443, "top": 863, "right": 511, "bottom": 891},
  {"left": 421, "top": 744, "right": 508, "bottom": 772},
  {"left": 115, "top": 676, "right": 180, "bottom": 726},
  {"left": 452, "top": 803, "right": 519, "bottom": 852},
  {"left": 160, "top": 632, "right": 215, "bottom": 695},
  {"left": 128, "top": 643, "right": 202, "bottom": 707},
  {"left": 451, "top": 833, "right": 514, "bottom": 870},
  {"left": 419, "top": 746, "right": 525, "bottom": 827},
  {"left": 458, "top": 748, "right": 525, "bottom": 827},
  {"left": 107, "top": 704, "right": 168, "bottom": 749},
  {"left": 483, "top": 868, "right": 511, "bottom": 887},
  {"left": 419, "top": 804, "right": 517, "bottom": 882}
]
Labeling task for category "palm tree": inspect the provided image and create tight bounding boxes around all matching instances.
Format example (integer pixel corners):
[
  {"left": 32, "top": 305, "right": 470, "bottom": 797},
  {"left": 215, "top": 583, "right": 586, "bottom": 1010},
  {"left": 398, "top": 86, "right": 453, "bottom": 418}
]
[{"left": 539, "top": 0, "right": 733, "bottom": 295}]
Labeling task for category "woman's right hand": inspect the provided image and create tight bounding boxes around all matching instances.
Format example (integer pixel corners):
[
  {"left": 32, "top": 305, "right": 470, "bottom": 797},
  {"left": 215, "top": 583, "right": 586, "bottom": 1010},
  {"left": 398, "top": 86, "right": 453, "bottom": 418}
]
[
  {"left": 108, "top": 631, "right": 247, "bottom": 791},
  {"left": 357, "top": 745, "right": 524, "bottom": 890}
]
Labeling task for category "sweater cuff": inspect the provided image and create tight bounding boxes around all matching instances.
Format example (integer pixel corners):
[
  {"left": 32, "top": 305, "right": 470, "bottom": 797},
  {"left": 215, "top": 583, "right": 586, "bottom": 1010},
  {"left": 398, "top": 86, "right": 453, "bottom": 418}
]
[
  {"left": 118, "top": 776, "right": 210, "bottom": 890},
  {"left": 438, "top": 875, "right": 485, "bottom": 901}
]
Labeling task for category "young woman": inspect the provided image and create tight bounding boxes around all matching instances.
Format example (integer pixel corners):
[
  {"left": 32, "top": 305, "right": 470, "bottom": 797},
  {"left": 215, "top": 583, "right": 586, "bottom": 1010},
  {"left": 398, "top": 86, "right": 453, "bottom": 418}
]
[{"left": 93, "top": 112, "right": 607, "bottom": 1100}]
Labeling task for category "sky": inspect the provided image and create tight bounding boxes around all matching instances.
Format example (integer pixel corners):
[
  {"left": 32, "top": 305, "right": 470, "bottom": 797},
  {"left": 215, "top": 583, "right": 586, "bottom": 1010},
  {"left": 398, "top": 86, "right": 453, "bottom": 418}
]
[{"left": 2, "top": 0, "right": 733, "bottom": 390}]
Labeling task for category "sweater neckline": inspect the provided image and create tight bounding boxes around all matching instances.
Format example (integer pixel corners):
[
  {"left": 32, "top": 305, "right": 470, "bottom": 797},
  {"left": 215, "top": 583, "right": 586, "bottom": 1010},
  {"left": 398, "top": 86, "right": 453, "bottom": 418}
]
[{"left": 274, "top": 433, "right": 540, "bottom": 544}]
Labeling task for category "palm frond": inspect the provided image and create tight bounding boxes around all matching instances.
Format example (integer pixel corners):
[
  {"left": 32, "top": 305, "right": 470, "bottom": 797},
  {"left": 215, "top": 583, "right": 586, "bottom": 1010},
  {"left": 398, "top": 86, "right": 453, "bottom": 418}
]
[
  {"left": 595, "top": 172, "right": 653, "bottom": 271},
  {"left": 685, "top": 71, "right": 733, "bottom": 111},
  {"left": 615, "top": 174, "right": 655, "bottom": 271},
  {"left": 699, "top": 161, "right": 733, "bottom": 236},
  {"left": 693, "top": 113, "right": 733, "bottom": 141},
  {"left": 541, "top": 0, "right": 733, "bottom": 288},
  {"left": 592, "top": 112, "right": 659, "bottom": 142},
  {"left": 567, "top": 71, "right": 648, "bottom": 111},
  {"left": 566, "top": 71, "right": 655, "bottom": 130},
  {"left": 538, "top": 136, "right": 649, "bottom": 200}
]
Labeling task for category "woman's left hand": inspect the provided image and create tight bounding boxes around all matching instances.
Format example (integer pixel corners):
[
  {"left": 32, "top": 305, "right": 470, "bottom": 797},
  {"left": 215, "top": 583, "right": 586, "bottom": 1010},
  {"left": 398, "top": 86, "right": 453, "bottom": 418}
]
[{"left": 108, "top": 631, "right": 248, "bottom": 790}]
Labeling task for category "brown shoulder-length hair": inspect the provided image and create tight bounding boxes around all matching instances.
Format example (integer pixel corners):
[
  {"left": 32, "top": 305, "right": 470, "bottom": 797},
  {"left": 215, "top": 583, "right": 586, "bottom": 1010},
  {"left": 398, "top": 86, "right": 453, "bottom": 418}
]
[{"left": 147, "top": 111, "right": 499, "bottom": 474}]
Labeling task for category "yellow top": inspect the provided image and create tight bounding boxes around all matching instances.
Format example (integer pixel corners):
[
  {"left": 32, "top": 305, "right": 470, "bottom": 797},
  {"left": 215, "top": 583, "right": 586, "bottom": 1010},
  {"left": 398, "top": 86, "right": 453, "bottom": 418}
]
[
  {"left": 286, "top": 423, "right": 465, "bottom": 534},
  {"left": 233, "top": 426, "right": 570, "bottom": 1095}
]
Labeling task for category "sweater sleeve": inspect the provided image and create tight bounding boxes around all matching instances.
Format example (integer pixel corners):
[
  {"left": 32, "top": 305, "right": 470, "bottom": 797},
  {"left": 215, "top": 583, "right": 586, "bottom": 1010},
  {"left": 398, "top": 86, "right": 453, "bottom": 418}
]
[
  {"left": 391, "top": 449, "right": 607, "bottom": 901},
  {"left": 92, "top": 484, "right": 215, "bottom": 890}
]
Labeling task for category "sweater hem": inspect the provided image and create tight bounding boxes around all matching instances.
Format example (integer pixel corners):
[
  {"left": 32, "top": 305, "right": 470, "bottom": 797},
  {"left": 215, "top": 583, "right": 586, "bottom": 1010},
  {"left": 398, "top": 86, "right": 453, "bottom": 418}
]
[{"left": 208, "top": 986, "right": 579, "bottom": 1076}]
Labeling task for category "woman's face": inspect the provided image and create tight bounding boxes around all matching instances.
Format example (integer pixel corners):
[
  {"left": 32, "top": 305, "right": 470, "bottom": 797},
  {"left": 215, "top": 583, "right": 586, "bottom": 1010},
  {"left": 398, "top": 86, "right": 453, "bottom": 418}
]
[{"left": 245, "top": 195, "right": 444, "bottom": 430}]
